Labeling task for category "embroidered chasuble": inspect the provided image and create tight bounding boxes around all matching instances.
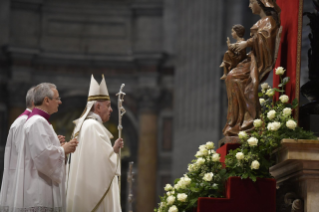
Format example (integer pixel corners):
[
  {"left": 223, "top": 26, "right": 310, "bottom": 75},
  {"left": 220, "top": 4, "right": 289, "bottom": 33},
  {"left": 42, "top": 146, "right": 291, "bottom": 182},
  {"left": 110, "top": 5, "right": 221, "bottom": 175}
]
[
  {"left": 66, "top": 112, "right": 121, "bottom": 212},
  {"left": 0, "top": 109, "right": 31, "bottom": 211},
  {"left": 10, "top": 108, "right": 66, "bottom": 212}
]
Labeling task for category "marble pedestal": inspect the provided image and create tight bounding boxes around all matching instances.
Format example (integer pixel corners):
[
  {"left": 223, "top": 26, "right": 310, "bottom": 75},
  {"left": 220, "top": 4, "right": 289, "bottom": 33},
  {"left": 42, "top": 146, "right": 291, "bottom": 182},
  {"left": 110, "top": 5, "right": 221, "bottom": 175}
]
[{"left": 269, "top": 139, "right": 319, "bottom": 212}]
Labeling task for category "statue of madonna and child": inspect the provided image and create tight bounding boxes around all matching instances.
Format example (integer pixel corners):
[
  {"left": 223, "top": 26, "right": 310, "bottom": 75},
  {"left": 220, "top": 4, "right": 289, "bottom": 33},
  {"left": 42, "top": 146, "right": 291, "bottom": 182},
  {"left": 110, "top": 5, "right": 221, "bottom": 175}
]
[{"left": 221, "top": 0, "right": 282, "bottom": 139}]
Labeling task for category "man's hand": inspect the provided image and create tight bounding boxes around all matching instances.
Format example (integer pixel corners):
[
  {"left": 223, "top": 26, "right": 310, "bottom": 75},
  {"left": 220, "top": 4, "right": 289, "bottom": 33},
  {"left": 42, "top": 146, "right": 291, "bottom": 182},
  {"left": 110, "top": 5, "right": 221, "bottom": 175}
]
[
  {"left": 58, "top": 135, "right": 65, "bottom": 146},
  {"left": 63, "top": 138, "right": 78, "bottom": 154},
  {"left": 113, "top": 138, "right": 124, "bottom": 154}
]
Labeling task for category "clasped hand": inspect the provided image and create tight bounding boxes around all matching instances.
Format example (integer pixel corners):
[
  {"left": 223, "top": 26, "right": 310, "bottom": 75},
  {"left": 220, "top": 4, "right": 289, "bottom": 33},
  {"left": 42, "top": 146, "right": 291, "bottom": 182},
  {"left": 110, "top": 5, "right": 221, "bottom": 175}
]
[
  {"left": 62, "top": 138, "right": 78, "bottom": 154},
  {"left": 113, "top": 138, "right": 124, "bottom": 154}
]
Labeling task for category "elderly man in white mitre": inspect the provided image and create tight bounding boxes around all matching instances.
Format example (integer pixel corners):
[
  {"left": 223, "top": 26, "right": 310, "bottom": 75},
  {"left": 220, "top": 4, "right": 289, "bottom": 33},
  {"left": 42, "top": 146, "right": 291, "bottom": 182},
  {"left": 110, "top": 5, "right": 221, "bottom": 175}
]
[
  {"left": 0, "top": 86, "right": 35, "bottom": 210},
  {"left": 66, "top": 75, "right": 124, "bottom": 212},
  {"left": 12, "top": 83, "right": 78, "bottom": 211}
]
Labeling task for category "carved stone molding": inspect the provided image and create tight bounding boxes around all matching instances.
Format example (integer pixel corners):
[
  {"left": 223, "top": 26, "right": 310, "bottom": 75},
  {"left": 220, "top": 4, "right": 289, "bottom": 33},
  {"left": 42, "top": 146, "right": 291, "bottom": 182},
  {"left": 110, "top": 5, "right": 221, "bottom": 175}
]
[{"left": 135, "top": 87, "right": 161, "bottom": 113}]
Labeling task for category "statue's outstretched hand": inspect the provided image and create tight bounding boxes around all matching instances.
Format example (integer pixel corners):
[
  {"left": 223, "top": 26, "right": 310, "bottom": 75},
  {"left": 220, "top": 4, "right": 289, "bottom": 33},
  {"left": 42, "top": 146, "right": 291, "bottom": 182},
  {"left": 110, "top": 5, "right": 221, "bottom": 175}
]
[
  {"left": 226, "top": 37, "right": 231, "bottom": 46},
  {"left": 235, "top": 41, "right": 247, "bottom": 52}
]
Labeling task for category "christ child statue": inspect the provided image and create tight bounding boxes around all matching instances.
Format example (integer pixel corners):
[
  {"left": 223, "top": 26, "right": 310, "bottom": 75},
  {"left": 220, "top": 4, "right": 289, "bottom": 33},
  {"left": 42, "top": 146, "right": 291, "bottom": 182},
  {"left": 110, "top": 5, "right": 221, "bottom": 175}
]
[{"left": 220, "top": 24, "right": 247, "bottom": 80}]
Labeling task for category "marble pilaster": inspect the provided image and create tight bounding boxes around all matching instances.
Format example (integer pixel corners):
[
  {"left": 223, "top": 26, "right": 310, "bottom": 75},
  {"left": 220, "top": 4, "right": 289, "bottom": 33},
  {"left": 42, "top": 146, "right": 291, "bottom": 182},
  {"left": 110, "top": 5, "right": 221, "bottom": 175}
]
[{"left": 270, "top": 139, "right": 319, "bottom": 212}]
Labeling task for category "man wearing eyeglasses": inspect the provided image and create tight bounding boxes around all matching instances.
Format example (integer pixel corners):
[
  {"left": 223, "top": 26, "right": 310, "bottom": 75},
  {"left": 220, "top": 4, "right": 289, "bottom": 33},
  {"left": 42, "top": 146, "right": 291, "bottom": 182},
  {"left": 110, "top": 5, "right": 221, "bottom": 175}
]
[{"left": 11, "top": 82, "right": 78, "bottom": 212}]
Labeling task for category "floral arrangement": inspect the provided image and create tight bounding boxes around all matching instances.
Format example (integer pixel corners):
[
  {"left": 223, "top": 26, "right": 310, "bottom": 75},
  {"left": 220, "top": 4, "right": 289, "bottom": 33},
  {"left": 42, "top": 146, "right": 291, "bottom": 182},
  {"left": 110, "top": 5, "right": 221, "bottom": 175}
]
[
  {"left": 155, "top": 67, "right": 317, "bottom": 212},
  {"left": 225, "top": 66, "right": 317, "bottom": 181},
  {"left": 155, "top": 142, "right": 226, "bottom": 212}
]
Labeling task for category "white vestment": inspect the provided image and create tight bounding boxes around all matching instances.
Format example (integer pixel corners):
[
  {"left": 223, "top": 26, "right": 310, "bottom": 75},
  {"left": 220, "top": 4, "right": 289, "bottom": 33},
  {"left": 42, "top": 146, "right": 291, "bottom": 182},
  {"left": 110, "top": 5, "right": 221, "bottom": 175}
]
[
  {"left": 13, "top": 114, "right": 66, "bottom": 212},
  {"left": 0, "top": 110, "right": 30, "bottom": 211},
  {"left": 66, "top": 112, "right": 121, "bottom": 212}
]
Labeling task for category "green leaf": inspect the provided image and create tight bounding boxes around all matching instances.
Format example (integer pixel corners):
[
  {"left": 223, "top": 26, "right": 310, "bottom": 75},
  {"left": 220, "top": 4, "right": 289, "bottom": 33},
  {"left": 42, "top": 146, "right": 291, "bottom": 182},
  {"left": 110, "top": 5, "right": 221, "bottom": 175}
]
[
  {"left": 190, "top": 187, "right": 201, "bottom": 192},
  {"left": 282, "top": 77, "right": 290, "bottom": 85},
  {"left": 292, "top": 99, "right": 298, "bottom": 108},
  {"left": 273, "top": 88, "right": 284, "bottom": 92},
  {"left": 258, "top": 92, "right": 263, "bottom": 97}
]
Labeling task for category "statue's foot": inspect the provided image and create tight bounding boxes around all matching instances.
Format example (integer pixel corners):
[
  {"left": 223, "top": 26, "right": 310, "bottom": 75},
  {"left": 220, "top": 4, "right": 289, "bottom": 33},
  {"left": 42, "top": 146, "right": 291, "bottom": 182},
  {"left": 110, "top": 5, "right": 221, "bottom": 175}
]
[{"left": 220, "top": 74, "right": 226, "bottom": 80}]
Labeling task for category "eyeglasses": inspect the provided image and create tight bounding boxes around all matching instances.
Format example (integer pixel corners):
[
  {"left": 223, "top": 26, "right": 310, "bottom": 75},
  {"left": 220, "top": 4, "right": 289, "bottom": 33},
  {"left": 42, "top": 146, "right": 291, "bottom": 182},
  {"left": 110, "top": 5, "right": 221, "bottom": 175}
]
[{"left": 49, "top": 97, "right": 61, "bottom": 101}]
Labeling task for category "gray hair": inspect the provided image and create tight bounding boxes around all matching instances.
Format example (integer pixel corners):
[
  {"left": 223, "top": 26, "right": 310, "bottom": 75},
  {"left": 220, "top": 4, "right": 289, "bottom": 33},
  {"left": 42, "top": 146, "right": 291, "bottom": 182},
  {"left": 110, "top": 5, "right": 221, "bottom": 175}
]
[
  {"left": 26, "top": 86, "right": 35, "bottom": 108},
  {"left": 33, "top": 83, "right": 57, "bottom": 106}
]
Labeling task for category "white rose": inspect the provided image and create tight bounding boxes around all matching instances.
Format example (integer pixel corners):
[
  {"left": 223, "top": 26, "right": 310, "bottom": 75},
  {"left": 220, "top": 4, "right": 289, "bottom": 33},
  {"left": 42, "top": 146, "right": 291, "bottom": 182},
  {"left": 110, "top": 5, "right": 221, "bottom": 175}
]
[
  {"left": 267, "top": 121, "right": 281, "bottom": 131},
  {"left": 203, "top": 172, "right": 214, "bottom": 181},
  {"left": 167, "top": 196, "right": 176, "bottom": 205},
  {"left": 236, "top": 152, "right": 244, "bottom": 160},
  {"left": 267, "top": 110, "right": 276, "bottom": 120},
  {"left": 174, "top": 183, "right": 181, "bottom": 190},
  {"left": 238, "top": 131, "right": 248, "bottom": 139},
  {"left": 205, "top": 141, "right": 215, "bottom": 150},
  {"left": 279, "top": 95, "right": 289, "bottom": 103},
  {"left": 266, "top": 89, "right": 275, "bottom": 97},
  {"left": 177, "top": 193, "right": 188, "bottom": 202},
  {"left": 247, "top": 137, "right": 258, "bottom": 147},
  {"left": 212, "top": 153, "right": 221, "bottom": 162},
  {"left": 261, "top": 82, "right": 269, "bottom": 90},
  {"left": 199, "top": 145, "right": 206, "bottom": 151},
  {"left": 188, "top": 164, "right": 197, "bottom": 172},
  {"left": 167, "top": 192, "right": 171, "bottom": 196},
  {"left": 165, "top": 184, "right": 173, "bottom": 191},
  {"left": 160, "top": 202, "right": 166, "bottom": 208},
  {"left": 182, "top": 175, "right": 191, "bottom": 186},
  {"left": 168, "top": 205, "right": 178, "bottom": 212},
  {"left": 286, "top": 120, "right": 297, "bottom": 130},
  {"left": 259, "top": 98, "right": 266, "bottom": 105},
  {"left": 283, "top": 108, "right": 292, "bottom": 117},
  {"left": 196, "top": 158, "right": 206, "bottom": 165},
  {"left": 208, "top": 150, "right": 216, "bottom": 154},
  {"left": 195, "top": 151, "right": 202, "bottom": 158},
  {"left": 200, "top": 149, "right": 209, "bottom": 156},
  {"left": 253, "top": 119, "right": 263, "bottom": 128},
  {"left": 195, "top": 149, "right": 208, "bottom": 157},
  {"left": 275, "top": 66, "right": 286, "bottom": 75},
  {"left": 251, "top": 160, "right": 260, "bottom": 170}
]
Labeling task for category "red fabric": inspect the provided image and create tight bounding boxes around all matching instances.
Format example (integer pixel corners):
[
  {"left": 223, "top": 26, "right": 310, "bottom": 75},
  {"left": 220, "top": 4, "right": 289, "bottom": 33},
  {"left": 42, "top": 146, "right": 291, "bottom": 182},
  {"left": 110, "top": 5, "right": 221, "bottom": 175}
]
[
  {"left": 196, "top": 177, "right": 276, "bottom": 212},
  {"left": 273, "top": 0, "right": 302, "bottom": 102},
  {"left": 216, "top": 143, "right": 241, "bottom": 167}
]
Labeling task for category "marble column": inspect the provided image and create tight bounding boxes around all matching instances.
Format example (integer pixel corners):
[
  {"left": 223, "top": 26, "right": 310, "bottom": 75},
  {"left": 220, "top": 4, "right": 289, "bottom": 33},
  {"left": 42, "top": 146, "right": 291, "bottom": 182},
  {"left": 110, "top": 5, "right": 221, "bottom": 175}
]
[{"left": 136, "top": 86, "right": 161, "bottom": 212}]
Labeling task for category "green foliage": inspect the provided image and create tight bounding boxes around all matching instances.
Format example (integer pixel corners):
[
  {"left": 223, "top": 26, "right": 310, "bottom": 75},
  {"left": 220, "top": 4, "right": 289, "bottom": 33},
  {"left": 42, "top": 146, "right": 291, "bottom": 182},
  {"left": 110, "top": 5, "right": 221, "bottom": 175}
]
[
  {"left": 155, "top": 67, "right": 318, "bottom": 212},
  {"left": 225, "top": 72, "right": 317, "bottom": 182}
]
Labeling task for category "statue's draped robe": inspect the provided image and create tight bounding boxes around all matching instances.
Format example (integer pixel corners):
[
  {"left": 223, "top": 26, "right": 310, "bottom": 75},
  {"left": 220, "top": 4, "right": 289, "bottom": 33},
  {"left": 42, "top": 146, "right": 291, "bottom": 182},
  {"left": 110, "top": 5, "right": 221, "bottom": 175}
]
[
  {"left": 223, "top": 16, "right": 278, "bottom": 136},
  {"left": 0, "top": 109, "right": 30, "bottom": 211},
  {"left": 66, "top": 112, "right": 121, "bottom": 212},
  {"left": 13, "top": 111, "right": 66, "bottom": 212}
]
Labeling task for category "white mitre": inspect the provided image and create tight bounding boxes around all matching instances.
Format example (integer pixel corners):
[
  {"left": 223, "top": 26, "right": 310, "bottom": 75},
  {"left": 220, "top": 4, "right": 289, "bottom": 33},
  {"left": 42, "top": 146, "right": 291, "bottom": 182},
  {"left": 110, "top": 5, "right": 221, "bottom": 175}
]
[{"left": 72, "top": 74, "right": 110, "bottom": 138}]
